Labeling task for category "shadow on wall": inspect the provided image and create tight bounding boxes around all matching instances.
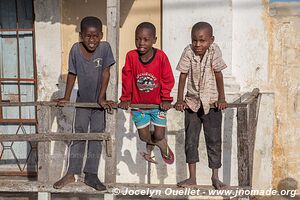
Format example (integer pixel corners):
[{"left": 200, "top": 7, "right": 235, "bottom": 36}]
[
  {"left": 34, "top": 0, "right": 135, "bottom": 29},
  {"left": 116, "top": 109, "right": 148, "bottom": 183},
  {"left": 48, "top": 74, "right": 77, "bottom": 183},
  {"left": 116, "top": 109, "right": 176, "bottom": 184},
  {"left": 116, "top": 108, "right": 236, "bottom": 185}
]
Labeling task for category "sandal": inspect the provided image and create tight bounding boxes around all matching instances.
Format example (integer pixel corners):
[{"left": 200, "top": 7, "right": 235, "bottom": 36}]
[
  {"left": 161, "top": 146, "right": 174, "bottom": 165},
  {"left": 140, "top": 152, "right": 158, "bottom": 164}
]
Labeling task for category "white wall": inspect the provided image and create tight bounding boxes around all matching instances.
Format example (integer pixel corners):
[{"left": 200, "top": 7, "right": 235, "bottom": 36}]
[
  {"left": 34, "top": 0, "right": 62, "bottom": 101},
  {"left": 160, "top": 0, "right": 274, "bottom": 190},
  {"left": 232, "top": 0, "right": 269, "bottom": 91}
]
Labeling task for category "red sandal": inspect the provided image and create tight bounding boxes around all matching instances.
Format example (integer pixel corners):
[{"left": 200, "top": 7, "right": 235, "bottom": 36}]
[{"left": 161, "top": 146, "right": 174, "bottom": 165}]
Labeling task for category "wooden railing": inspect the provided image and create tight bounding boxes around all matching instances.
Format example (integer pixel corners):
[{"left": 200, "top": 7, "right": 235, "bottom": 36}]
[{"left": 0, "top": 88, "right": 261, "bottom": 199}]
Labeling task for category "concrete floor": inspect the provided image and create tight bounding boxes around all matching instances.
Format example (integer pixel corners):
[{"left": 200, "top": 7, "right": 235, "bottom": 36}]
[{"left": 0, "top": 193, "right": 299, "bottom": 200}]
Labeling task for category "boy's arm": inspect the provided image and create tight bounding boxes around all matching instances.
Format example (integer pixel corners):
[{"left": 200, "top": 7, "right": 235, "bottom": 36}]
[
  {"left": 211, "top": 44, "right": 227, "bottom": 110},
  {"left": 55, "top": 72, "right": 76, "bottom": 104},
  {"left": 160, "top": 55, "right": 175, "bottom": 111},
  {"left": 119, "top": 54, "right": 132, "bottom": 109},
  {"left": 177, "top": 73, "right": 187, "bottom": 102},
  {"left": 174, "top": 73, "right": 188, "bottom": 112},
  {"left": 175, "top": 46, "right": 191, "bottom": 111},
  {"left": 98, "top": 43, "right": 116, "bottom": 110},
  {"left": 214, "top": 71, "right": 227, "bottom": 110},
  {"left": 160, "top": 56, "right": 174, "bottom": 101},
  {"left": 98, "top": 67, "right": 116, "bottom": 110}
]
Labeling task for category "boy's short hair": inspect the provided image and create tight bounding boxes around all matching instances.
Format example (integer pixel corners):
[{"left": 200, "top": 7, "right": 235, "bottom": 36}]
[
  {"left": 80, "top": 16, "right": 102, "bottom": 32},
  {"left": 192, "top": 22, "right": 213, "bottom": 36},
  {"left": 136, "top": 22, "right": 156, "bottom": 37}
]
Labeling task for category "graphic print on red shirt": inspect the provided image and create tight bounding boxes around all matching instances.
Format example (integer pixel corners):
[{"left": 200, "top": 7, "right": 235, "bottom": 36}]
[{"left": 136, "top": 72, "right": 158, "bottom": 93}]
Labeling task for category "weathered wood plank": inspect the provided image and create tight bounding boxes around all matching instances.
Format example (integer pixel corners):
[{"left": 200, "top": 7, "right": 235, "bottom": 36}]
[
  {"left": 243, "top": 88, "right": 260, "bottom": 104},
  {"left": 37, "top": 105, "right": 50, "bottom": 185},
  {"left": 236, "top": 89, "right": 260, "bottom": 188},
  {"left": 0, "top": 180, "right": 250, "bottom": 196},
  {"left": 232, "top": 88, "right": 259, "bottom": 105},
  {"left": 105, "top": 139, "right": 113, "bottom": 157},
  {"left": 237, "top": 106, "right": 250, "bottom": 187},
  {"left": 0, "top": 180, "right": 106, "bottom": 194},
  {"left": 233, "top": 92, "right": 251, "bottom": 104},
  {"left": 0, "top": 132, "right": 111, "bottom": 142},
  {"left": 105, "top": 0, "right": 120, "bottom": 185},
  {"left": 0, "top": 101, "right": 247, "bottom": 108}
]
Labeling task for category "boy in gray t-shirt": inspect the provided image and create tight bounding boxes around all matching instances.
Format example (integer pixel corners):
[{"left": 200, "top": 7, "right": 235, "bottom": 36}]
[{"left": 53, "top": 16, "right": 115, "bottom": 191}]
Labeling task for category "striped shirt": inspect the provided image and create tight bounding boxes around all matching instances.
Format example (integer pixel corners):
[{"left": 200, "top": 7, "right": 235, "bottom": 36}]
[{"left": 176, "top": 43, "right": 227, "bottom": 114}]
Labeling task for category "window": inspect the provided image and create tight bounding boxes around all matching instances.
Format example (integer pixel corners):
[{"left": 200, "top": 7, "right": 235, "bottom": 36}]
[{"left": 0, "top": 0, "right": 37, "bottom": 176}]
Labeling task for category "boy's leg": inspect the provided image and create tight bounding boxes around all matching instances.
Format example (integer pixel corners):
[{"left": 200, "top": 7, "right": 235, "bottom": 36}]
[
  {"left": 177, "top": 108, "right": 202, "bottom": 187},
  {"left": 138, "top": 126, "right": 158, "bottom": 164},
  {"left": 202, "top": 108, "right": 225, "bottom": 189},
  {"left": 177, "top": 163, "right": 197, "bottom": 187},
  {"left": 150, "top": 109, "right": 174, "bottom": 164},
  {"left": 152, "top": 126, "right": 174, "bottom": 164},
  {"left": 68, "top": 108, "right": 90, "bottom": 173},
  {"left": 84, "top": 109, "right": 105, "bottom": 174},
  {"left": 152, "top": 126, "right": 167, "bottom": 154},
  {"left": 130, "top": 109, "right": 157, "bottom": 163},
  {"left": 83, "top": 109, "right": 106, "bottom": 191},
  {"left": 53, "top": 108, "right": 90, "bottom": 189}
]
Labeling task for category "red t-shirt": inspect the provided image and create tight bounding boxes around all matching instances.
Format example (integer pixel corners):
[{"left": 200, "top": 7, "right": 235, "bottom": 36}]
[{"left": 120, "top": 48, "right": 175, "bottom": 104}]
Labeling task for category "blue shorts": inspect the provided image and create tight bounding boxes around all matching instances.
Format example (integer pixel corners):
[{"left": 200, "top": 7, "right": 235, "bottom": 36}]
[{"left": 130, "top": 109, "right": 167, "bottom": 129}]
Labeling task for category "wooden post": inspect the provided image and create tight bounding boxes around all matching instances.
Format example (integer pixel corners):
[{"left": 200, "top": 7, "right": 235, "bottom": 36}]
[
  {"left": 37, "top": 105, "right": 51, "bottom": 199},
  {"left": 105, "top": 0, "right": 120, "bottom": 185},
  {"left": 237, "top": 89, "right": 260, "bottom": 188},
  {"left": 237, "top": 106, "right": 250, "bottom": 187},
  {"left": 247, "top": 94, "right": 260, "bottom": 187}
]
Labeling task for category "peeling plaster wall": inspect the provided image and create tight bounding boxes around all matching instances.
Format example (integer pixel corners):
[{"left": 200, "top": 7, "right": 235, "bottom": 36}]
[
  {"left": 268, "top": 3, "right": 300, "bottom": 191},
  {"left": 34, "top": 0, "right": 62, "bottom": 101}
]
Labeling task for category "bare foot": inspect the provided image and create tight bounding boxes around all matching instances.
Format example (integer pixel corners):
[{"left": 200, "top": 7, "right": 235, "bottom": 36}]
[
  {"left": 140, "top": 152, "right": 158, "bottom": 164},
  {"left": 53, "top": 174, "right": 75, "bottom": 189},
  {"left": 211, "top": 177, "right": 226, "bottom": 190},
  {"left": 177, "top": 178, "right": 197, "bottom": 187}
]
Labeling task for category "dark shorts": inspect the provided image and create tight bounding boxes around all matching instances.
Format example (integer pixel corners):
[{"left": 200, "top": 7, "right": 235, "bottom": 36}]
[{"left": 184, "top": 106, "right": 222, "bottom": 169}]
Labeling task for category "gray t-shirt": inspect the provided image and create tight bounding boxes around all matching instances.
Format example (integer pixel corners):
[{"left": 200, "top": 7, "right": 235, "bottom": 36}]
[{"left": 68, "top": 41, "right": 115, "bottom": 102}]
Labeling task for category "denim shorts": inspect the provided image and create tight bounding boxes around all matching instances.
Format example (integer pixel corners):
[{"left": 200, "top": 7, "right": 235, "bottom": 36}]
[{"left": 130, "top": 109, "right": 167, "bottom": 129}]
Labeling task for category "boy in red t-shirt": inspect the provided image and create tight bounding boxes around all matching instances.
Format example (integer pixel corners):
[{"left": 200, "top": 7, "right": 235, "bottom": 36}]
[{"left": 119, "top": 22, "right": 175, "bottom": 164}]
